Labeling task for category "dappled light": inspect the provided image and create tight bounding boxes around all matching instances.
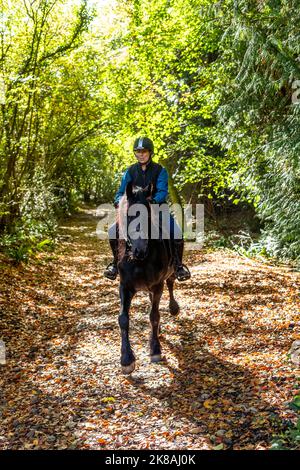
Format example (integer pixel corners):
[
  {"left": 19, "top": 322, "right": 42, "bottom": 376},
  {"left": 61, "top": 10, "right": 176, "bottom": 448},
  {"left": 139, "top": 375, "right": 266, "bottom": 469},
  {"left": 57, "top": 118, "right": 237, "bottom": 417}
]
[
  {"left": 0, "top": 209, "right": 299, "bottom": 450},
  {"left": 1, "top": 0, "right": 300, "bottom": 453}
]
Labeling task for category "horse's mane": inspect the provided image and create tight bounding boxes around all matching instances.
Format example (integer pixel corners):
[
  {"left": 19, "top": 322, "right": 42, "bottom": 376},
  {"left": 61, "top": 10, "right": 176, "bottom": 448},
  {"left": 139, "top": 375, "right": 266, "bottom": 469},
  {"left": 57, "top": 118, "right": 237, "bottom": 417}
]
[{"left": 116, "top": 186, "right": 165, "bottom": 262}]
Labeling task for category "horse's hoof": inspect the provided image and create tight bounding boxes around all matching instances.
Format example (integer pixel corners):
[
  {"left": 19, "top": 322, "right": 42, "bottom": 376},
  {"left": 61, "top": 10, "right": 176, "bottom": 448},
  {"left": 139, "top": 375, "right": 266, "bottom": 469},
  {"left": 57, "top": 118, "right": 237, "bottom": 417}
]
[
  {"left": 121, "top": 362, "right": 135, "bottom": 374},
  {"left": 169, "top": 301, "right": 180, "bottom": 316},
  {"left": 150, "top": 354, "right": 162, "bottom": 363}
]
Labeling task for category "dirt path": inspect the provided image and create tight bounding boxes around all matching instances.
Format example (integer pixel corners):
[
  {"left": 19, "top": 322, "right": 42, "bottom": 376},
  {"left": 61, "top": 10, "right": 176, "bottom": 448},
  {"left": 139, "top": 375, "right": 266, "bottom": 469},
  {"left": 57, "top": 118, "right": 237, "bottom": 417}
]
[{"left": 0, "top": 207, "right": 299, "bottom": 450}]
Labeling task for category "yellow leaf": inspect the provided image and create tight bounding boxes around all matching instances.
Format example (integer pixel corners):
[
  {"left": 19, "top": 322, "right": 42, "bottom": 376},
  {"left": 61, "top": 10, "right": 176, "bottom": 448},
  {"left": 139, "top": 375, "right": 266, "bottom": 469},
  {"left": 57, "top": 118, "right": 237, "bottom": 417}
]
[
  {"left": 203, "top": 399, "right": 217, "bottom": 409},
  {"left": 101, "top": 397, "right": 116, "bottom": 403}
]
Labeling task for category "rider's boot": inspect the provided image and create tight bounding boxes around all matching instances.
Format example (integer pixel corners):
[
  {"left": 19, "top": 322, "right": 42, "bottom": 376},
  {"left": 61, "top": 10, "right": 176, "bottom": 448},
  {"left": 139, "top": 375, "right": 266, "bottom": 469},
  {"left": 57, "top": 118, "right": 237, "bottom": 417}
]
[
  {"left": 104, "top": 239, "right": 118, "bottom": 280},
  {"left": 173, "top": 239, "right": 191, "bottom": 282}
]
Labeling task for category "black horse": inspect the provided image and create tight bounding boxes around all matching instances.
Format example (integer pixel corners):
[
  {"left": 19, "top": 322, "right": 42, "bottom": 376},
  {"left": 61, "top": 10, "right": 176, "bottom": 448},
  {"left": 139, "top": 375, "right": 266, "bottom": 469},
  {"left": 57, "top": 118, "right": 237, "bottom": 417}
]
[{"left": 117, "top": 182, "right": 180, "bottom": 374}]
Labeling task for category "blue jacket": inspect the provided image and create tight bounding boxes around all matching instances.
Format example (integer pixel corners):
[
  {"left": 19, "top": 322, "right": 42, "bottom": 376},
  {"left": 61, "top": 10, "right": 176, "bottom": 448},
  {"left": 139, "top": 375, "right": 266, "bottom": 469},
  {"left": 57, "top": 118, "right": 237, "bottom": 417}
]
[{"left": 114, "top": 163, "right": 169, "bottom": 206}]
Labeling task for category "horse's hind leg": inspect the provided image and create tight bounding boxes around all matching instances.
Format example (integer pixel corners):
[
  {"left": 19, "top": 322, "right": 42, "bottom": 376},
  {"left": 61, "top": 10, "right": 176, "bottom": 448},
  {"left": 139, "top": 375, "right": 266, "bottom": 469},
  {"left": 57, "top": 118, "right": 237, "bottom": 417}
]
[
  {"left": 119, "top": 284, "right": 135, "bottom": 374},
  {"left": 166, "top": 275, "right": 180, "bottom": 316},
  {"left": 149, "top": 282, "right": 164, "bottom": 362}
]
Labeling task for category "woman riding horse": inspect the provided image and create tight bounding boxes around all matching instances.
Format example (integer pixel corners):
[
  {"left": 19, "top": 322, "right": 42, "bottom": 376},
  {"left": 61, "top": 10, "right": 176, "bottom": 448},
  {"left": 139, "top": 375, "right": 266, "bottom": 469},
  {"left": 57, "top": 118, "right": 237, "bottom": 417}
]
[
  {"left": 103, "top": 137, "right": 191, "bottom": 374},
  {"left": 104, "top": 136, "right": 191, "bottom": 282}
]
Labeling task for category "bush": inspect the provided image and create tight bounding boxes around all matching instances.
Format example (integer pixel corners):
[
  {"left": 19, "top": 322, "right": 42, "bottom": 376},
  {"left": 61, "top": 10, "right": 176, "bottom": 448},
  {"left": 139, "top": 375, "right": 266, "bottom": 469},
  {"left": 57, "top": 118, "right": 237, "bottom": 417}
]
[{"left": 271, "top": 393, "right": 300, "bottom": 450}]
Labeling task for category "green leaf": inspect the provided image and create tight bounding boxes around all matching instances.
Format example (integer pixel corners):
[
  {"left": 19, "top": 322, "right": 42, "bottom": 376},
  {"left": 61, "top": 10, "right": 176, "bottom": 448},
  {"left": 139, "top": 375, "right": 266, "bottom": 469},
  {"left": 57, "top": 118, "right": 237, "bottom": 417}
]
[
  {"left": 36, "top": 239, "right": 52, "bottom": 251},
  {"left": 213, "top": 443, "right": 224, "bottom": 450}
]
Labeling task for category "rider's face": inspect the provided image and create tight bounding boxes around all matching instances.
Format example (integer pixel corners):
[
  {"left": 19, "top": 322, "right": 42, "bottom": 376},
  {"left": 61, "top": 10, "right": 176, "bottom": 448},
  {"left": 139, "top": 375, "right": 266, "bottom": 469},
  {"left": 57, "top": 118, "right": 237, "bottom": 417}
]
[{"left": 135, "top": 149, "right": 150, "bottom": 164}]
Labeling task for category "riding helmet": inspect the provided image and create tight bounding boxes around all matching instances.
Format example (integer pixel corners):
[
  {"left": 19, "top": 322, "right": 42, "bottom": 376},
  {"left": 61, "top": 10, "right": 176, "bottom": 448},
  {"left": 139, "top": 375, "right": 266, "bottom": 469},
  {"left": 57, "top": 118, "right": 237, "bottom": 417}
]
[{"left": 133, "top": 137, "right": 154, "bottom": 155}]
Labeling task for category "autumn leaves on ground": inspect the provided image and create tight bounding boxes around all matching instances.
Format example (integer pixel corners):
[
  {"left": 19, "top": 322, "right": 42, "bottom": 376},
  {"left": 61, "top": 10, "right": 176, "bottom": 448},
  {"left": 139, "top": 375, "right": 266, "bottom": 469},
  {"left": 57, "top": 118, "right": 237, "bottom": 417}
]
[{"left": 0, "top": 207, "right": 299, "bottom": 450}]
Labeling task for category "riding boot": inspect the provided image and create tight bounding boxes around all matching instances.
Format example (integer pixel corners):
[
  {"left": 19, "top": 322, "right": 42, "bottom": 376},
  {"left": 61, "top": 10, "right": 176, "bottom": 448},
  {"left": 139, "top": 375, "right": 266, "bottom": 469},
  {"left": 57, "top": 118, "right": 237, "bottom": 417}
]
[
  {"left": 104, "top": 238, "right": 118, "bottom": 280},
  {"left": 173, "top": 239, "right": 191, "bottom": 281}
]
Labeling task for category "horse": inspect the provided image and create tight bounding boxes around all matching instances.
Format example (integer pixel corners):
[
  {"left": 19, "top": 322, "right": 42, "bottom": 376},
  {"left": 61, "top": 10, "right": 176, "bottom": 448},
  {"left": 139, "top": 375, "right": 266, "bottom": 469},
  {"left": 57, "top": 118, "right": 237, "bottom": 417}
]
[{"left": 116, "top": 181, "right": 180, "bottom": 374}]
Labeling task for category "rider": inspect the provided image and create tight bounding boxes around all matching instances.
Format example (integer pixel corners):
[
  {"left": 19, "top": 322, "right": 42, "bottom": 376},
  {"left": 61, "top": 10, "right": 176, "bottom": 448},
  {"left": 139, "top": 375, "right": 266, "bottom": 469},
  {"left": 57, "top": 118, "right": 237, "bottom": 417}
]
[{"left": 104, "top": 136, "right": 191, "bottom": 282}]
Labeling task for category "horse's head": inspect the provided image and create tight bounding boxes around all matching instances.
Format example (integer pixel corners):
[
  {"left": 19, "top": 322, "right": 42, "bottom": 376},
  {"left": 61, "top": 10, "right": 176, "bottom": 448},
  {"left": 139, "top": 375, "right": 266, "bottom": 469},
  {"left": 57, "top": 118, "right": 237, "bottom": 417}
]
[{"left": 124, "top": 181, "right": 153, "bottom": 261}]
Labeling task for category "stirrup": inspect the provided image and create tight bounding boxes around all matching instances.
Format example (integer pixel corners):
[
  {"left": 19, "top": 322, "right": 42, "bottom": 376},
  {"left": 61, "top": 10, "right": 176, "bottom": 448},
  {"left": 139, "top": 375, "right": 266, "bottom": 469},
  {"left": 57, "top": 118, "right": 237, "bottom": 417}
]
[
  {"left": 175, "top": 263, "right": 191, "bottom": 281},
  {"left": 104, "top": 262, "right": 118, "bottom": 280}
]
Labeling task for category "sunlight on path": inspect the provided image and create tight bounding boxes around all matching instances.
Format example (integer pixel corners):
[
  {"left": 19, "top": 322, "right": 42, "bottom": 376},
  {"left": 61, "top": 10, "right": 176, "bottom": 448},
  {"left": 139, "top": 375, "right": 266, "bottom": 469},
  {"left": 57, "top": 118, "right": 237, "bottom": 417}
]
[{"left": 0, "top": 207, "right": 299, "bottom": 450}]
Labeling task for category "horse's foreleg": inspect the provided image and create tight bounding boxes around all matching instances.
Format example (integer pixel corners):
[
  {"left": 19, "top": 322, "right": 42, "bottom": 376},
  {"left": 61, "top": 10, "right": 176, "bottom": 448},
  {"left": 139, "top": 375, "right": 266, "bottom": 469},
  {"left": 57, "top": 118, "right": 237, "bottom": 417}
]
[
  {"left": 149, "top": 282, "right": 164, "bottom": 362},
  {"left": 166, "top": 275, "right": 180, "bottom": 316},
  {"left": 119, "top": 284, "right": 135, "bottom": 374}
]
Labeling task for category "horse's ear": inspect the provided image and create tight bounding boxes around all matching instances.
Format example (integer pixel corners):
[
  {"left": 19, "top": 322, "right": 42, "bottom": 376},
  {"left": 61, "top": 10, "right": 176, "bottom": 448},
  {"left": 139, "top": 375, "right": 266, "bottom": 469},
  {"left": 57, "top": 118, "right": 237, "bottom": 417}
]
[{"left": 126, "top": 181, "right": 133, "bottom": 199}]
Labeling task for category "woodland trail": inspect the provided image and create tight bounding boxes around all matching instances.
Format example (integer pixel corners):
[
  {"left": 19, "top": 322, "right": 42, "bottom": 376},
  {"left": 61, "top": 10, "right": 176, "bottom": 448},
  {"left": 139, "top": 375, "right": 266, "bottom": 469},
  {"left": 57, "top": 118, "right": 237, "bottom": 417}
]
[{"left": 0, "top": 207, "right": 299, "bottom": 450}]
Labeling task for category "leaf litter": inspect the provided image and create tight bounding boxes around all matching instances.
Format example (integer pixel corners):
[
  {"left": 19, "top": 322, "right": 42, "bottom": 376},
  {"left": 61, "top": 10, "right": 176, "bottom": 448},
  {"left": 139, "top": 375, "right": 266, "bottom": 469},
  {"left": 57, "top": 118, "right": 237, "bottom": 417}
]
[{"left": 0, "top": 207, "right": 299, "bottom": 450}]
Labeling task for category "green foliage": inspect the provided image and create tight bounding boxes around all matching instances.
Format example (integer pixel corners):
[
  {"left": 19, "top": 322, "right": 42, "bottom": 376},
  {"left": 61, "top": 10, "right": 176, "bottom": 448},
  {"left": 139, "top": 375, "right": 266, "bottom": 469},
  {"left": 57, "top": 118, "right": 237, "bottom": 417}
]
[
  {"left": 0, "top": 169, "right": 57, "bottom": 261},
  {"left": 0, "top": 1, "right": 123, "bottom": 241},
  {"left": 271, "top": 395, "right": 300, "bottom": 450},
  {"left": 211, "top": 0, "right": 300, "bottom": 260},
  {"left": 0, "top": 0, "right": 299, "bottom": 262},
  {"left": 0, "top": 232, "right": 54, "bottom": 263}
]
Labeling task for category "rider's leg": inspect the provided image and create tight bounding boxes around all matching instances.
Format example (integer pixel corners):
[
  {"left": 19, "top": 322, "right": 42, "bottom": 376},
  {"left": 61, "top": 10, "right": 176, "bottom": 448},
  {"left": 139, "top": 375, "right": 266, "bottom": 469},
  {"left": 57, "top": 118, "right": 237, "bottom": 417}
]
[
  {"left": 170, "top": 215, "right": 191, "bottom": 281},
  {"left": 104, "top": 222, "right": 119, "bottom": 280}
]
